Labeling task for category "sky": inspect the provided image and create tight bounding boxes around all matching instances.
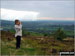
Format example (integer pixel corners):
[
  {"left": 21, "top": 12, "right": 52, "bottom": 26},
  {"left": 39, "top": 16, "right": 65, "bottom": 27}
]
[{"left": 1, "top": 0, "right": 75, "bottom": 21}]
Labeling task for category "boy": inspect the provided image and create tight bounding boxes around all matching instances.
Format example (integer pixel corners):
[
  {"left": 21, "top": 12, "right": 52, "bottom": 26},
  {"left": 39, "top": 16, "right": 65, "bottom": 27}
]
[{"left": 15, "top": 20, "right": 22, "bottom": 49}]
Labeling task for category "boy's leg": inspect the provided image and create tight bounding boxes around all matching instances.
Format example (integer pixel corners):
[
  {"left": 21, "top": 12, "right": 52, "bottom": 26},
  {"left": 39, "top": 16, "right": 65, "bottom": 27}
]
[
  {"left": 18, "top": 36, "right": 21, "bottom": 48},
  {"left": 16, "top": 36, "right": 18, "bottom": 48},
  {"left": 16, "top": 36, "right": 21, "bottom": 49}
]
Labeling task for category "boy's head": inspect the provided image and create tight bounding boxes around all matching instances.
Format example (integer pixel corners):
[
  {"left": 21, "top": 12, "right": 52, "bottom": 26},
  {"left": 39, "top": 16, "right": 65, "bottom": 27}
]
[{"left": 15, "top": 19, "right": 20, "bottom": 25}]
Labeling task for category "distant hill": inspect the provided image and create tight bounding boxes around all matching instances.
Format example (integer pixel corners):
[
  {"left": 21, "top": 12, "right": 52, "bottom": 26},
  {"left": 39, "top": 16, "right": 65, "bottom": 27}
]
[
  {"left": 1, "top": 20, "right": 74, "bottom": 28},
  {"left": 1, "top": 20, "right": 74, "bottom": 25},
  {"left": 1, "top": 20, "right": 74, "bottom": 37}
]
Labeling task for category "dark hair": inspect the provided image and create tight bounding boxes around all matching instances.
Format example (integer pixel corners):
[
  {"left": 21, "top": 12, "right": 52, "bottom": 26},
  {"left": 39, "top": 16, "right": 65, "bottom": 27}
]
[{"left": 15, "top": 19, "right": 19, "bottom": 24}]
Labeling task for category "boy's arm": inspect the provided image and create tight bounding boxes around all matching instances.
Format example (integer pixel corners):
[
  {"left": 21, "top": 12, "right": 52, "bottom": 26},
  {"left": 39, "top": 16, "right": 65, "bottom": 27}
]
[{"left": 15, "top": 24, "right": 22, "bottom": 29}]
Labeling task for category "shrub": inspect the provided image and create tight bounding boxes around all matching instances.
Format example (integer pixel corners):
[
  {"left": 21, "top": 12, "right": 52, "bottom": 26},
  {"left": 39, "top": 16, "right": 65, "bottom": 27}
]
[{"left": 54, "top": 28, "right": 67, "bottom": 41}]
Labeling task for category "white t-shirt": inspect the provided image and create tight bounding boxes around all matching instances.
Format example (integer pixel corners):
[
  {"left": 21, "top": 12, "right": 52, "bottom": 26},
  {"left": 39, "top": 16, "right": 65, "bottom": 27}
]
[{"left": 15, "top": 24, "right": 22, "bottom": 37}]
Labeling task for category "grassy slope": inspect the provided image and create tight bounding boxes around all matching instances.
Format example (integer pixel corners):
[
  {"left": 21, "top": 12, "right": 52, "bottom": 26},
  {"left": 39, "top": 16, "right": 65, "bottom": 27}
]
[{"left": 1, "top": 31, "right": 74, "bottom": 55}]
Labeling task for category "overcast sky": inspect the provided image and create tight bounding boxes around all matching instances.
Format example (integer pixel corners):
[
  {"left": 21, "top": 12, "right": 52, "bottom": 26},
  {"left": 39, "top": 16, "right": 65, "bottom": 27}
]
[{"left": 1, "top": 0, "right": 74, "bottom": 21}]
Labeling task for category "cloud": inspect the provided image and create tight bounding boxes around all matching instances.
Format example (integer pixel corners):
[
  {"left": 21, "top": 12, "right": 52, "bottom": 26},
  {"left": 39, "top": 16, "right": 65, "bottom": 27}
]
[
  {"left": 1, "top": 8, "right": 74, "bottom": 21},
  {"left": 1, "top": 1, "right": 74, "bottom": 18},
  {"left": 39, "top": 17, "right": 74, "bottom": 21},
  {"left": 1, "top": 8, "right": 40, "bottom": 21}
]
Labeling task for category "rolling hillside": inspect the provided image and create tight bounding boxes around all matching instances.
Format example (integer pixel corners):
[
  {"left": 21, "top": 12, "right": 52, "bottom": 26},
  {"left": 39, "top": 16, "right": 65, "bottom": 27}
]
[{"left": 1, "top": 30, "right": 74, "bottom": 55}]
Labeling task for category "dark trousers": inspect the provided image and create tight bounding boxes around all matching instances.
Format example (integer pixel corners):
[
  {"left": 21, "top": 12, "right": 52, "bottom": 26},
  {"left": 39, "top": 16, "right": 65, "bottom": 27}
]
[{"left": 16, "top": 36, "right": 21, "bottom": 48}]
